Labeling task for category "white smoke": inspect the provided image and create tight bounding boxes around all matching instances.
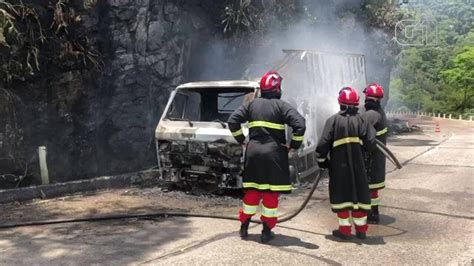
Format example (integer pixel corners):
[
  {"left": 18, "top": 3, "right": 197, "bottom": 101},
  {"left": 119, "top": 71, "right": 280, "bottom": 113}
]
[{"left": 192, "top": 1, "right": 392, "bottom": 140}]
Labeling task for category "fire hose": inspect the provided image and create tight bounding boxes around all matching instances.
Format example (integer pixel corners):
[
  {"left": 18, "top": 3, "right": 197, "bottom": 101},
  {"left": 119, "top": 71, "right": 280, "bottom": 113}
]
[
  {"left": 0, "top": 142, "right": 400, "bottom": 229},
  {"left": 0, "top": 169, "right": 325, "bottom": 229},
  {"left": 376, "top": 139, "right": 403, "bottom": 169}
]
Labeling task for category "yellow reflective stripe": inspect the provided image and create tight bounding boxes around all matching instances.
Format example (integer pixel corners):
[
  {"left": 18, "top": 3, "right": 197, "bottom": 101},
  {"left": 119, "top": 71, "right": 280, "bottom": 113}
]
[
  {"left": 332, "top": 137, "right": 362, "bottom": 148},
  {"left": 376, "top": 127, "right": 388, "bottom": 136},
  {"left": 331, "top": 202, "right": 371, "bottom": 210},
  {"left": 262, "top": 206, "right": 278, "bottom": 218},
  {"left": 371, "top": 197, "right": 380, "bottom": 206},
  {"left": 243, "top": 183, "right": 270, "bottom": 190},
  {"left": 316, "top": 158, "right": 326, "bottom": 162},
  {"left": 248, "top": 121, "right": 285, "bottom": 130},
  {"left": 369, "top": 182, "right": 385, "bottom": 190},
  {"left": 269, "top": 185, "right": 293, "bottom": 191},
  {"left": 331, "top": 202, "right": 353, "bottom": 209},
  {"left": 242, "top": 182, "right": 293, "bottom": 191},
  {"left": 231, "top": 129, "right": 243, "bottom": 137},
  {"left": 292, "top": 135, "right": 304, "bottom": 141},
  {"left": 357, "top": 203, "right": 372, "bottom": 210},
  {"left": 352, "top": 216, "right": 367, "bottom": 226},
  {"left": 338, "top": 217, "right": 352, "bottom": 226},
  {"left": 243, "top": 203, "right": 258, "bottom": 215}
]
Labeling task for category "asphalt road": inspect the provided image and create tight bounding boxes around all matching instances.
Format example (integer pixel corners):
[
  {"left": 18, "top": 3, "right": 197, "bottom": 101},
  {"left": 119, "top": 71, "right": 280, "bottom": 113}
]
[{"left": 0, "top": 116, "right": 473, "bottom": 265}]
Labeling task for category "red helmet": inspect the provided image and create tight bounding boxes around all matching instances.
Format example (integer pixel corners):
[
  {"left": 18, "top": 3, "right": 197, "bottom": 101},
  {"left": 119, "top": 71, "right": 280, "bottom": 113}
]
[
  {"left": 363, "top": 83, "right": 384, "bottom": 98},
  {"left": 338, "top": 86, "right": 359, "bottom": 106},
  {"left": 260, "top": 71, "right": 282, "bottom": 93}
]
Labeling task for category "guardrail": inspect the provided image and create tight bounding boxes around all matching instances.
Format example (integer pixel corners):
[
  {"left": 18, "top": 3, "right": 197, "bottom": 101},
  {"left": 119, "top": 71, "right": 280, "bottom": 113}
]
[{"left": 387, "top": 111, "right": 473, "bottom": 122}]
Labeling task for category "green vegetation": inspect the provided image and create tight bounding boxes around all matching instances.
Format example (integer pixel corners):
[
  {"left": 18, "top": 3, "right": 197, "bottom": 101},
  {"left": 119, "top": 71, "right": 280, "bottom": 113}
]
[
  {"left": 221, "top": 0, "right": 302, "bottom": 46},
  {"left": 388, "top": 0, "right": 473, "bottom": 116},
  {"left": 0, "top": 0, "right": 100, "bottom": 88}
]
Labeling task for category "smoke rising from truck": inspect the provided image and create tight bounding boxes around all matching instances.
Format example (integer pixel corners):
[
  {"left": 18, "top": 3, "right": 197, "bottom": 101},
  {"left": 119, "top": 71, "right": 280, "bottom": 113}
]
[
  {"left": 194, "top": 0, "right": 389, "bottom": 105},
  {"left": 192, "top": 1, "right": 388, "bottom": 144}
]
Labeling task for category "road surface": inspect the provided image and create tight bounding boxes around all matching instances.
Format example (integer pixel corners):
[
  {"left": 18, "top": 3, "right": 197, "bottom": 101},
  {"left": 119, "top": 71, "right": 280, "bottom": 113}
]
[{"left": 0, "top": 116, "right": 472, "bottom": 265}]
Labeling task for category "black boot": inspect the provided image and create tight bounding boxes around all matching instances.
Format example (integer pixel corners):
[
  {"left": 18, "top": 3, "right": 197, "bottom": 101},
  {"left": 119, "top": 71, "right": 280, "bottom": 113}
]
[
  {"left": 356, "top": 232, "right": 367, "bottom": 240},
  {"left": 240, "top": 219, "right": 250, "bottom": 239},
  {"left": 332, "top": 230, "right": 353, "bottom": 240},
  {"left": 261, "top": 222, "right": 275, "bottom": 243},
  {"left": 367, "top": 206, "right": 380, "bottom": 224}
]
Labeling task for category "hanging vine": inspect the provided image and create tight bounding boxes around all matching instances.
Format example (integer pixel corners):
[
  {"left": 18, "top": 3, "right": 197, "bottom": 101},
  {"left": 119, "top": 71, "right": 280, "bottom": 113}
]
[{"left": 0, "top": 0, "right": 102, "bottom": 88}]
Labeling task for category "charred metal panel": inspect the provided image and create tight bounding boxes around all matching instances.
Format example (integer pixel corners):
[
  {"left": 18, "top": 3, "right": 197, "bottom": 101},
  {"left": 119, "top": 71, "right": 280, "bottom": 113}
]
[
  {"left": 155, "top": 81, "right": 257, "bottom": 190},
  {"left": 157, "top": 139, "right": 243, "bottom": 189}
]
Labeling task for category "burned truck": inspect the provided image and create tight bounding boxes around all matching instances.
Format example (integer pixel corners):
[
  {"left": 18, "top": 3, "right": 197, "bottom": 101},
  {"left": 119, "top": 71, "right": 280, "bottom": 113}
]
[
  {"left": 155, "top": 81, "right": 257, "bottom": 191},
  {"left": 155, "top": 50, "right": 367, "bottom": 191}
]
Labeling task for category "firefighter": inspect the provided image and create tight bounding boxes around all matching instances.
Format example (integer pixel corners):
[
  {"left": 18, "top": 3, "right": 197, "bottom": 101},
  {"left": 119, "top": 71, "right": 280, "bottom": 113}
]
[
  {"left": 316, "top": 87, "right": 376, "bottom": 240},
  {"left": 361, "top": 83, "right": 388, "bottom": 224},
  {"left": 227, "top": 71, "right": 306, "bottom": 243}
]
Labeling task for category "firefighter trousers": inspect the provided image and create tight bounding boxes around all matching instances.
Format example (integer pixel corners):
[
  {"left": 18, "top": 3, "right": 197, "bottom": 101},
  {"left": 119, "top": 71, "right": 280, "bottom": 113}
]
[
  {"left": 239, "top": 189, "right": 279, "bottom": 229},
  {"left": 370, "top": 190, "right": 380, "bottom": 206},
  {"left": 337, "top": 210, "right": 368, "bottom": 235}
]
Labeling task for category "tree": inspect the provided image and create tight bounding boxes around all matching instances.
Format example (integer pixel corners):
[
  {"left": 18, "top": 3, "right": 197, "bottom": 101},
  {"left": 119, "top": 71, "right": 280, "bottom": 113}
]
[
  {"left": 442, "top": 46, "right": 474, "bottom": 113},
  {"left": 388, "top": 0, "right": 473, "bottom": 115}
]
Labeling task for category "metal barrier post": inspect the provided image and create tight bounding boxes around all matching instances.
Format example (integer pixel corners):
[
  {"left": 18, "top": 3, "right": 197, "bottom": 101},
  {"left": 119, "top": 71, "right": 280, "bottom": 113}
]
[{"left": 38, "top": 146, "right": 49, "bottom": 185}]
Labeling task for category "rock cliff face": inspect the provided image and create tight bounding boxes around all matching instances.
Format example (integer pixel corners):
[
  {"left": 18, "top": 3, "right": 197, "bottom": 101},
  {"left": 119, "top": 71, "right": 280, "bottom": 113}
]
[{"left": 0, "top": 0, "right": 226, "bottom": 185}]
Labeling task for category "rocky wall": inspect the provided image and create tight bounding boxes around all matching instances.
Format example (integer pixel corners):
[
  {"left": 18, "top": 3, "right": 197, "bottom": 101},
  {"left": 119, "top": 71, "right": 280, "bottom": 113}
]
[{"left": 1, "top": 0, "right": 220, "bottom": 185}]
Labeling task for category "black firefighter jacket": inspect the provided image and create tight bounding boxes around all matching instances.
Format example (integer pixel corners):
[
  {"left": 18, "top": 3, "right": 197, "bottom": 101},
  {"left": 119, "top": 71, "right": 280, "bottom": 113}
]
[
  {"left": 316, "top": 108, "right": 376, "bottom": 212},
  {"left": 361, "top": 104, "right": 388, "bottom": 190},
  {"left": 228, "top": 97, "right": 306, "bottom": 193}
]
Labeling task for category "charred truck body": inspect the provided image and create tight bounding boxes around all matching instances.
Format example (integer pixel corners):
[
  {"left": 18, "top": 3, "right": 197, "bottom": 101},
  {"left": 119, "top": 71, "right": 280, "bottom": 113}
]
[
  {"left": 155, "top": 50, "right": 367, "bottom": 191},
  {"left": 155, "top": 81, "right": 257, "bottom": 190}
]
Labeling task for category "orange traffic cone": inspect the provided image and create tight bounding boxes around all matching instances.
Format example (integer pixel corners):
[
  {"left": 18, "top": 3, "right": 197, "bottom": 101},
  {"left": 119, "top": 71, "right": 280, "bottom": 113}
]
[{"left": 435, "top": 122, "right": 441, "bottom": 133}]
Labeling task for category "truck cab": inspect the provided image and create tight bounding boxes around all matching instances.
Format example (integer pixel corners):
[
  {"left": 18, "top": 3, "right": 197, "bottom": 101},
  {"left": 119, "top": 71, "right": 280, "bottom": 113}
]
[
  {"left": 155, "top": 81, "right": 258, "bottom": 191},
  {"left": 155, "top": 80, "right": 315, "bottom": 191}
]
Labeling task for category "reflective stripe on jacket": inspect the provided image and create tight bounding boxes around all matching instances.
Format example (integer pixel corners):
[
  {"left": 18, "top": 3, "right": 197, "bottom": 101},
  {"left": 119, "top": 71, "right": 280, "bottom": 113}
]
[
  {"left": 316, "top": 109, "right": 376, "bottom": 212},
  {"left": 228, "top": 97, "right": 306, "bottom": 193}
]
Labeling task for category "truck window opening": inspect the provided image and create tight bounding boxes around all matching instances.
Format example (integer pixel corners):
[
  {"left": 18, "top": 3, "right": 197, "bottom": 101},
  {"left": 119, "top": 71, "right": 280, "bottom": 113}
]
[{"left": 166, "top": 88, "right": 251, "bottom": 122}]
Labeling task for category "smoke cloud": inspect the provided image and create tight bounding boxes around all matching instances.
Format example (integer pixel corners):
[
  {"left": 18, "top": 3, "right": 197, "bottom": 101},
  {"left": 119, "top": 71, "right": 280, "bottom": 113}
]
[
  {"left": 187, "top": 0, "right": 396, "bottom": 144},
  {"left": 193, "top": 0, "right": 392, "bottom": 92}
]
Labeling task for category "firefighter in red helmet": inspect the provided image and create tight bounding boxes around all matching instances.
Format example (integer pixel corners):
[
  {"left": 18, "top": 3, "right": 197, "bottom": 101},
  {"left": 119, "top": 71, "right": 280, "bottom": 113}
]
[
  {"left": 361, "top": 83, "right": 388, "bottom": 224},
  {"left": 316, "top": 87, "right": 376, "bottom": 240},
  {"left": 227, "top": 71, "right": 306, "bottom": 243}
]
